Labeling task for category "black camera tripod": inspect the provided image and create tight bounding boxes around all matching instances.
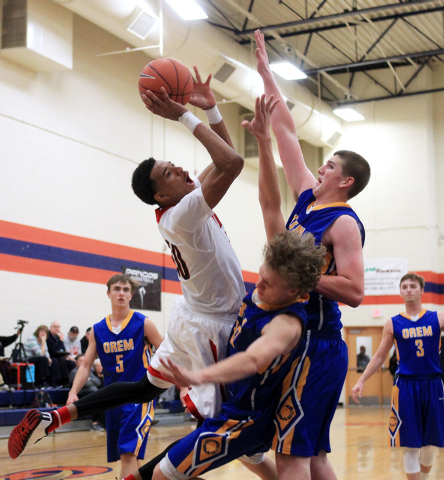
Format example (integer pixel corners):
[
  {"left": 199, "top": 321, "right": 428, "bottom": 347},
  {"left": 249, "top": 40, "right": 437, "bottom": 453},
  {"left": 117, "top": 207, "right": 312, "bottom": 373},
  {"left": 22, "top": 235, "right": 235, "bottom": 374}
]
[{"left": 2, "top": 321, "right": 38, "bottom": 406}]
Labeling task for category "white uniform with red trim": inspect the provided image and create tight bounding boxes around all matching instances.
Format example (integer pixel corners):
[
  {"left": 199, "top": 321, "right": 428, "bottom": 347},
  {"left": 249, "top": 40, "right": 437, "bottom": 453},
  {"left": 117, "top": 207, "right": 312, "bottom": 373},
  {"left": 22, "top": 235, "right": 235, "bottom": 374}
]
[{"left": 148, "top": 182, "right": 246, "bottom": 419}]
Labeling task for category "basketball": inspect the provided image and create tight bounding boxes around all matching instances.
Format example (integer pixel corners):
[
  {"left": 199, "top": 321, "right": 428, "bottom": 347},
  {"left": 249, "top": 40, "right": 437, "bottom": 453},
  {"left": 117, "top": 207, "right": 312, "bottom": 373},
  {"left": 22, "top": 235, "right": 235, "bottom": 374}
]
[{"left": 139, "top": 58, "right": 193, "bottom": 105}]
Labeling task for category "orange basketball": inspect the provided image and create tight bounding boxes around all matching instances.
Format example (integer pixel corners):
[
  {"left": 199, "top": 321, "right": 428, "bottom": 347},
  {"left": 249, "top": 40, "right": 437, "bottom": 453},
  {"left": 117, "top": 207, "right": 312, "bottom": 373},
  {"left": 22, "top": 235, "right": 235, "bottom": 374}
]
[{"left": 139, "top": 58, "right": 193, "bottom": 105}]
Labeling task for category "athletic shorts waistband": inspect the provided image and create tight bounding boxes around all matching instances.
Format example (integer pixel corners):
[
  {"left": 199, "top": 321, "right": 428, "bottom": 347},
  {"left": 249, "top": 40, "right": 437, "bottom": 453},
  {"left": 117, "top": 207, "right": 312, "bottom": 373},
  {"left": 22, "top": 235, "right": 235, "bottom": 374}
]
[
  {"left": 397, "top": 373, "right": 442, "bottom": 381},
  {"left": 307, "top": 330, "right": 342, "bottom": 340}
]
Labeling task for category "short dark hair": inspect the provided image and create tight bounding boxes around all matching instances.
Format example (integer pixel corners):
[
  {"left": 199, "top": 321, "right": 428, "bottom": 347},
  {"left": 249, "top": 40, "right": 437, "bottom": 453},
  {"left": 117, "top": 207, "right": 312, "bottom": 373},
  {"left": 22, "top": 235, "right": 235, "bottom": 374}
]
[
  {"left": 132, "top": 158, "right": 157, "bottom": 205},
  {"left": 335, "top": 150, "right": 371, "bottom": 199},
  {"left": 106, "top": 274, "right": 139, "bottom": 294},
  {"left": 400, "top": 273, "right": 425, "bottom": 290}
]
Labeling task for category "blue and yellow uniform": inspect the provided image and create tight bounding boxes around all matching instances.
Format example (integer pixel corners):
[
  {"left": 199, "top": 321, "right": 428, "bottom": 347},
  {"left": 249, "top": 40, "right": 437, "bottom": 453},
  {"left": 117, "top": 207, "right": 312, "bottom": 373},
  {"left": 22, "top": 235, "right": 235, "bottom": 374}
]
[
  {"left": 94, "top": 310, "right": 155, "bottom": 462},
  {"left": 389, "top": 310, "right": 444, "bottom": 448},
  {"left": 160, "top": 291, "right": 307, "bottom": 479},
  {"left": 273, "top": 188, "right": 364, "bottom": 456}
]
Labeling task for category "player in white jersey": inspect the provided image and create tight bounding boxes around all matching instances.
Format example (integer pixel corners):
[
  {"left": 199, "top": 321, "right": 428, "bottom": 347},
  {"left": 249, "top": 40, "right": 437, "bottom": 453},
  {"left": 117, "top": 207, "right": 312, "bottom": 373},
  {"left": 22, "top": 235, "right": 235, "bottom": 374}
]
[
  {"left": 133, "top": 69, "right": 245, "bottom": 419},
  {"left": 156, "top": 181, "right": 244, "bottom": 317},
  {"left": 148, "top": 173, "right": 245, "bottom": 419}
]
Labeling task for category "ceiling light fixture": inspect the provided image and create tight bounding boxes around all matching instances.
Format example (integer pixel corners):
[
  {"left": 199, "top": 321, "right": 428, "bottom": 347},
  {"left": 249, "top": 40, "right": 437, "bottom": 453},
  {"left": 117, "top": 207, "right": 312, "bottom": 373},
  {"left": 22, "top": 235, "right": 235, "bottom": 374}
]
[
  {"left": 270, "top": 62, "right": 307, "bottom": 80},
  {"left": 333, "top": 108, "right": 365, "bottom": 122},
  {"left": 165, "top": 0, "right": 208, "bottom": 20}
]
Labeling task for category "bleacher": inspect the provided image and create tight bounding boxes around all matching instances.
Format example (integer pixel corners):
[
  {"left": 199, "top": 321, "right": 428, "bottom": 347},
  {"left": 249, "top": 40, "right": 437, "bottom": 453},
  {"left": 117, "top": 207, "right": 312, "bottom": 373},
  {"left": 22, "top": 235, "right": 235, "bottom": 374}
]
[
  {"left": 0, "top": 388, "right": 74, "bottom": 438},
  {"left": 0, "top": 387, "right": 70, "bottom": 408}
]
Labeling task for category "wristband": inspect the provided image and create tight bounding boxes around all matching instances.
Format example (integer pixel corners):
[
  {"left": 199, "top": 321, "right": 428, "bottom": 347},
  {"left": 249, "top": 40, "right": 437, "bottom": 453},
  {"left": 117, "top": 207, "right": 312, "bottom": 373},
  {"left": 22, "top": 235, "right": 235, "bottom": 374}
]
[
  {"left": 178, "top": 111, "right": 202, "bottom": 133},
  {"left": 204, "top": 105, "right": 223, "bottom": 124}
]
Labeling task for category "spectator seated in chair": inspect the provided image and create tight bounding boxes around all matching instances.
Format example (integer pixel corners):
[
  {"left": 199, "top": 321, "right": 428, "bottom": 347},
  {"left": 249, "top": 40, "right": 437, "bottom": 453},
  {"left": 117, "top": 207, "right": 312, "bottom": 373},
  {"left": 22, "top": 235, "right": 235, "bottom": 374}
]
[
  {"left": 47, "top": 321, "right": 75, "bottom": 388},
  {"left": 23, "top": 325, "right": 60, "bottom": 388}
]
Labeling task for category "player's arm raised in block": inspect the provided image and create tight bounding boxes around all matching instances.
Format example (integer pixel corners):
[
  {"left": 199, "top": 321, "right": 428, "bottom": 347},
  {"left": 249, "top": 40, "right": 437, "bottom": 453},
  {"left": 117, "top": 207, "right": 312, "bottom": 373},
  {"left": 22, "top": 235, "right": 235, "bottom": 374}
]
[
  {"left": 67, "top": 328, "right": 98, "bottom": 405},
  {"left": 242, "top": 94, "right": 285, "bottom": 241},
  {"left": 254, "top": 29, "right": 315, "bottom": 199}
]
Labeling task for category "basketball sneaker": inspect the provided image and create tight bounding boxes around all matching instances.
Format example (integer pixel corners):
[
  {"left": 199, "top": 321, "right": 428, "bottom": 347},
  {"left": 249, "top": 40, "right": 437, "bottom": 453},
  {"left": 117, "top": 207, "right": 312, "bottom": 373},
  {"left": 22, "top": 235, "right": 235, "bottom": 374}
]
[{"left": 8, "top": 409, "right": 54, "bottom": 458}]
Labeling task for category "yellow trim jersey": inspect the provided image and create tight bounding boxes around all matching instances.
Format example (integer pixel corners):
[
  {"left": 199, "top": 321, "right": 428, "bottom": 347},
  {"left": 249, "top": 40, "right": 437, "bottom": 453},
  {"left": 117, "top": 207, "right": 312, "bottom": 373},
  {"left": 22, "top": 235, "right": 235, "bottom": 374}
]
[
  {"left": 286, "top": 188, "right": 365, "bottom": 331},
  {"left": 94, "top": 310, "right": 152, "bottom": 385}
]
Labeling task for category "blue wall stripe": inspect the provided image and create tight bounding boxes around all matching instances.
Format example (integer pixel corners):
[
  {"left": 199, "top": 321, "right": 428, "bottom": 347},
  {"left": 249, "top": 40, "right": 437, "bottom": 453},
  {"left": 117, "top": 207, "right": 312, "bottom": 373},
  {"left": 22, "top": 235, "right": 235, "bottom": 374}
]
[
  {"left": 425, "top": 282, "right": 444, "bottom": 295},
  {"left": 0, "top": 237, "right": 179, "bottom": 282},
  {"left": 0, "top": 237, "right": 257, "bottom": 293}
]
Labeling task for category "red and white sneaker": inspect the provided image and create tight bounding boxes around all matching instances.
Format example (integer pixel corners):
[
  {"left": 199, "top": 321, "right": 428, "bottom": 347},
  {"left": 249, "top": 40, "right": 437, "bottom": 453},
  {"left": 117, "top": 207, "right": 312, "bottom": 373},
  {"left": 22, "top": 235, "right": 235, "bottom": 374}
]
[{"left": 8, "top": 409, "right": 54, "bottom": 459}]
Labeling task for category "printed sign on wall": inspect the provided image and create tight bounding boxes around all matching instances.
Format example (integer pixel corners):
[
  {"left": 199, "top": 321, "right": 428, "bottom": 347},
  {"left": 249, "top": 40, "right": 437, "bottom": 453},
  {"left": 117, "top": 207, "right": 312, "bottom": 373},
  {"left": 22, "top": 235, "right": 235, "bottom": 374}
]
[
  {"left": 364, "top": 258, "right": 408, "bottom": 296},
  {"left": 123, "top": 266, "right": 162, "bottom": 311}
]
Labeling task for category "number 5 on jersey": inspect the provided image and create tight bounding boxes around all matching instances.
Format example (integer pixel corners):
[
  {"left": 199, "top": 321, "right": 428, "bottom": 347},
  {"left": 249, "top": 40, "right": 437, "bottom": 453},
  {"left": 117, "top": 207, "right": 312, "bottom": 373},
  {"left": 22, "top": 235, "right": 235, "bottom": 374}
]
[{"left": 116, "top": 354, "right": 124, "bottom": 372}]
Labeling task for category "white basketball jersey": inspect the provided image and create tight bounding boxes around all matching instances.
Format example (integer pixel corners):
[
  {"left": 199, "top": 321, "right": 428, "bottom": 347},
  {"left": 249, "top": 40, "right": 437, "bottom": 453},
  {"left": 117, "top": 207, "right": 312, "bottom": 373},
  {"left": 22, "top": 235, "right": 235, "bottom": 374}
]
[{"left": 156, "top": 185, "right": 245, "bottom": 321}]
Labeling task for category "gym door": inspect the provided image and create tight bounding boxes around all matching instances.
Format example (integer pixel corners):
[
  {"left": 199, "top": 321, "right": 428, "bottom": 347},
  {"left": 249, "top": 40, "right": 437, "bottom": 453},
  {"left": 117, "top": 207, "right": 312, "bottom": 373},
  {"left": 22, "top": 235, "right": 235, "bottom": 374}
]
[{"left": 344, "top": 326, "right": 393, "bottom": 406}]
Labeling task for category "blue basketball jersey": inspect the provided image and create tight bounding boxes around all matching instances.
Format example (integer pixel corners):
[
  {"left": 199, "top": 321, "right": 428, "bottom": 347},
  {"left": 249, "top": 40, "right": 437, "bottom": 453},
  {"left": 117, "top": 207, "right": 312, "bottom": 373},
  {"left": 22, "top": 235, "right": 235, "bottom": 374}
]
[
  {"left": 94, "top": 310, "right": 152, "bottom": 385},
  {"left": 286, "top": 189, "right": 365, "bottom": 331},
  {"left": 164, "top": 291, "right": 309, "bottom": 478},
  {"left": 225, "top": 290, "right": 308, "bottom": 410},
  {"left": 392, "top": 310, "right": 442, "bottom": 376}
]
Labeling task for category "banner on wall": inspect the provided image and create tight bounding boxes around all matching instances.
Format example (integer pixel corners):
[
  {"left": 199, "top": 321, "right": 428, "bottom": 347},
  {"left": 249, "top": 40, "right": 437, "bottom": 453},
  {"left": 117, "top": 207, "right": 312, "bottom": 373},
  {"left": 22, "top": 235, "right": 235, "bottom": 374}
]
[
  {"left": 122, "top": 266, "right": 162, "bottom": 311},
  {"left": 364, "top": 258, "right": 408, "bottom": 296}
]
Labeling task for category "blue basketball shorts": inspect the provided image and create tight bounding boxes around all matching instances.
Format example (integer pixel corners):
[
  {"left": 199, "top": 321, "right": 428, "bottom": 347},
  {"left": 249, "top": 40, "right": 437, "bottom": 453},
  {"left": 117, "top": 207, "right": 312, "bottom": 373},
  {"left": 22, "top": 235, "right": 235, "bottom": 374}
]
[
  {"left": 272, "top": 331, "right": 348, "bottom": 457},
  {"left": 389, "top": 375, "right": 444, "bottom": 448},
  {"left": 159, "top": 403, "right": 275, "bottom": 479},
  {"left": 105, "top": 400, "right": 155, "bottom": 462}
]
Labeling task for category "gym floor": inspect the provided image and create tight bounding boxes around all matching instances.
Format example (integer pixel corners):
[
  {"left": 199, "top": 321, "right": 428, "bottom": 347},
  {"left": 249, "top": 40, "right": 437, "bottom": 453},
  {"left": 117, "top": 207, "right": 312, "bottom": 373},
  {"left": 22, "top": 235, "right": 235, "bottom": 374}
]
[{"left": 1, "top": 406, "right": 443, "bottom": 479}]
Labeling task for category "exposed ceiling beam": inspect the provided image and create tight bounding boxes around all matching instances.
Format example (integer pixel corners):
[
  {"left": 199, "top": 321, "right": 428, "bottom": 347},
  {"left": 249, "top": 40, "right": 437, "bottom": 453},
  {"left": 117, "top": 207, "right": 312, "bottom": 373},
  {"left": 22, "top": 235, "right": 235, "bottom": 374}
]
[
  {"left": 222, "top": 0, "right": 356, "bottom": 97},
  {"left": 333, "top": 86, "right": 444, "bottom": 106},
  {"left": 236, "top": 1, "right": 442, "bottom": 37},
  {"left": 304, "top": 48, "right": 444, "bottom": 75},
  {"left": 235, "top": 5, "right": 444, "bottom": 43}
]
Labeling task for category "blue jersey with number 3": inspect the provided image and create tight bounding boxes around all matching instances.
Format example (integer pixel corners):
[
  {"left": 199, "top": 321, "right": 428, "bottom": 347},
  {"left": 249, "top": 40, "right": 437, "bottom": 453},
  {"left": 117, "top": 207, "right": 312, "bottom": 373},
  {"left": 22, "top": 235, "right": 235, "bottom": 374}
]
[
  {"left": 94, "top": 310, "right": 152, "bottom": 385},
  {"left": 392, "top": 310, "right": 442, "bottom": 376}
]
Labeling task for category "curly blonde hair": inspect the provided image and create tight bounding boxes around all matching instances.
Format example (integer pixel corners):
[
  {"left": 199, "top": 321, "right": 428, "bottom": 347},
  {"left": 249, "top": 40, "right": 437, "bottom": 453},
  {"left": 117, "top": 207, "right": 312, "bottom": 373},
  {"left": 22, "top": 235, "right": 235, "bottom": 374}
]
[{"left": 263, "top": 231, "right": 326, "bottom": 295}]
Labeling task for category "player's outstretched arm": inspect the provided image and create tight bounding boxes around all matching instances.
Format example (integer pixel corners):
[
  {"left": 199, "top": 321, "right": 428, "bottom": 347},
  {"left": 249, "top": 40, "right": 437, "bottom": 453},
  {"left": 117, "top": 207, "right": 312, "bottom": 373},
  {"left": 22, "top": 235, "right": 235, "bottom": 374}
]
[
  {"left": 67, "top": 328, "right": 98, "bottom": 405},
  {"left": 438, "top": 311, "right": 444, "bottom": 330},
  {"left": 242, "top": 94, "right": 285, "bottom": 241},
  {"left": 254, "top": 30, "right": 315, "bottom": 199},
  {"left": 160, "top": 313, "right": 303, "bottom": 387},
  {"left": 351, "top": 319, "right": 394, "bottom": 403},
  {"left": 144, "top": 317, "right": 164, "bottom": 350},
  {"left": 316, "top": 215, "right": 365, "bottom": 307}
]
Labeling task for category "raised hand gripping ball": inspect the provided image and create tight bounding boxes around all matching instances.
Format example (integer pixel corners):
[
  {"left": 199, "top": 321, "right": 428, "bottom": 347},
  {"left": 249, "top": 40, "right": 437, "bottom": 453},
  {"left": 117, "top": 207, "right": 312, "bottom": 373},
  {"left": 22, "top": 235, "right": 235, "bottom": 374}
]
[{"left": 139, "top": 57, "right": 193, "bottom": 105}]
